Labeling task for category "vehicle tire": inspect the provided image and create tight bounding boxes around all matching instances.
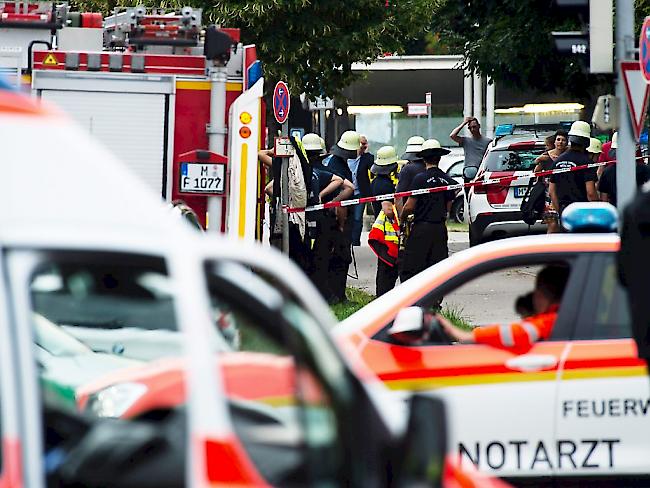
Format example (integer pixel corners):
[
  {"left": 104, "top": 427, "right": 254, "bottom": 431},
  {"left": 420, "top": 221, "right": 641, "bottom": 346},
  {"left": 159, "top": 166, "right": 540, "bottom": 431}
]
[
  {"left": 450, "top": 197, "right": 464, "bottom": 224},
  {"left": 469, "top": 225, "right": 481, "bottom": 247}
]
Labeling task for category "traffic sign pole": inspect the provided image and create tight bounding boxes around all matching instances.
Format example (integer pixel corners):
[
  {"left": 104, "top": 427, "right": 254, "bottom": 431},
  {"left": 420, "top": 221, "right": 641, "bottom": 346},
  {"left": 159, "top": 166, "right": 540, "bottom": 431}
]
[
  {"left": 273, "top": 81, "right": 291, "bottom": 254},
  {"left": 426, "top": 91, "right": 432, "bottom": 139},
  {"left": 616, "top": 0, "right": 636, "bottom": 213}
]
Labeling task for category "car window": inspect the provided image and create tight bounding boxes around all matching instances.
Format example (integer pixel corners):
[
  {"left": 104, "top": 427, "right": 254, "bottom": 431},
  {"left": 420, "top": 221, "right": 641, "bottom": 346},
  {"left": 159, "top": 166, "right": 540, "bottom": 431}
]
[
  {"left": 13, "top": 251, "right": 197, "bottom": 488},
  {"left": 206, "top": 262, "right": 342, "bottom": 487},
  {"left": 31, "top": 259, "right": 226, "bottom": 361},
  {"left": 588, "top": 255, "right": 632, "bottom": 340},
  {"left": 484, "top": 148, "right": 544, "bottom": 172},
  {"left": 447, "top": 160, "right": 464, "bottom": 178},
  {"left": 373, "top": 258, "right": 576, "bottom": 346}
]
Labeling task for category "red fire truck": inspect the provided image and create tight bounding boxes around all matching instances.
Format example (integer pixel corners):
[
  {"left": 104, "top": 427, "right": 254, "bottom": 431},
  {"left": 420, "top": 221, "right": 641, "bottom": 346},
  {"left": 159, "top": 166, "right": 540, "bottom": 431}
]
[{"left": 1, "top": 1, "right": 265, "bottom": 238}]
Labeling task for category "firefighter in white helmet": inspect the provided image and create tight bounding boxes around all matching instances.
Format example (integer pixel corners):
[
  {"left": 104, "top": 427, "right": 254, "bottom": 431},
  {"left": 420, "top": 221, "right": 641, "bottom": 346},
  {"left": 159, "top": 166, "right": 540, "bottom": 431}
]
[
  {"left": 303, "top": 133, "right": 354, "bottom": 302},
  {"left": 395, "top": 135, "right": 425, "bottom": 214},
  {"left": 321, "top": 130, "right": 361, "bottom": 303},
  {"left": 549, "top": 121, "right": 599, "bottom": 219}
]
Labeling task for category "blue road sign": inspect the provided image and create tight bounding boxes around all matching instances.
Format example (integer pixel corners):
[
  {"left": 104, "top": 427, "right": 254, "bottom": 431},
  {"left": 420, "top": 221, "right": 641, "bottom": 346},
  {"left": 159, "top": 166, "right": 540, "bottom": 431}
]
[{"left": 273, "top": 81, "right": 290, "bottom": 124}]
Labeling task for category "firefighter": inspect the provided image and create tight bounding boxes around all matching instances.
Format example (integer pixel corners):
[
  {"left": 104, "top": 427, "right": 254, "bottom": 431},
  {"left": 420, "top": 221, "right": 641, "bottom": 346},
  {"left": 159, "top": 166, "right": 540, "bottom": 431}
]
[
  {"left": 587, "top": 137, "right": 603, "bottom": 163},
  {"left": 395, "top": 135, "right": 425, "bottom": 213},
  {"left": 368, "top": 146, "right": 400, "bottom": 296},
  {"left": 399, "top": 139, "right": 456, "bottom": 282},
  {"left": 370, "top": 146, "right": 399, "bottom": 217},
  {"left": 302, "top": 133, "right": 354, "bottom": 303},
  {"left": 438, "top": 265, "right": 570, "bottom": 354},
  {"left": 321, "top": 131, "right": 360, "bottom": 303}
]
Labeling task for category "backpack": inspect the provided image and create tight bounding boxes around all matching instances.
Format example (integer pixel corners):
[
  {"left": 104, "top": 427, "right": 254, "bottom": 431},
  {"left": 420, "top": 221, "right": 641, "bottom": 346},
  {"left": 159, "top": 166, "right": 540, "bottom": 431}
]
[{"left": 520, "top": 179, "right": 546, "bottom": 226}]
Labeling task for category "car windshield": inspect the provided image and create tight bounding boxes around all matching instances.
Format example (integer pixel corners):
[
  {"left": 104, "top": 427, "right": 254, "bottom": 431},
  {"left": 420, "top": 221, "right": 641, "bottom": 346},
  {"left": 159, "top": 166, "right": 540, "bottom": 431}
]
[
  {"left": 31, "top": 259, "right": 228, "bottom": 361},
  {"left": 484, "top": 147, "right": 544, "bottom": 172}
]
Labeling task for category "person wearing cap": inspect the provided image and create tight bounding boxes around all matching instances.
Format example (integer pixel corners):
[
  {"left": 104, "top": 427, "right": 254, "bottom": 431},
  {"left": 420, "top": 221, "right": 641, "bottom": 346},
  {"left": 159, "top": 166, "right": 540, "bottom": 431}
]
[
  {"left": 395, "top": 136, "right": 425, "bottom": 213},
  {"left": 586, "top": 137, "right": 603, "bottom": 163},
  {"left": 319, "top": 130, "right": 360, "bottom": 303},
  {"left": 302, "top": 133, "right": 355, "bottom": 302},
  {"left": 399, "top": 139, "right": 457, "bottom": 282},
  {"left": 370, "top": 146, "right": 400, "bottom": 217},
  {"left": 598, "top": 135, "right": 650, "bottom": 207},
  {"left": 368, "top": 146, "right": 401, "bottom": 296},
  {"left": 450, "top": 116, "right": 492, "bottom": 192},
  {"left": 347, "top": 135, "right": 374, "bottom": 246},
  {"left": 549, "top": 121, "right": 599, "bottom": 219}
]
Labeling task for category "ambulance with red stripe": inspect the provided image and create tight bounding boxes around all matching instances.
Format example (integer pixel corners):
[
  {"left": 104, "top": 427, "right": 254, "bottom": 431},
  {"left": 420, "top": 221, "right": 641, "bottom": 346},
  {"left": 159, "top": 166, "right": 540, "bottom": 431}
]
[
  {"left": 334, "top": 217, "right": 650, "bottom": 486},
  {"left": 0, "top": 92, "right": 508, "bottom": 487}
]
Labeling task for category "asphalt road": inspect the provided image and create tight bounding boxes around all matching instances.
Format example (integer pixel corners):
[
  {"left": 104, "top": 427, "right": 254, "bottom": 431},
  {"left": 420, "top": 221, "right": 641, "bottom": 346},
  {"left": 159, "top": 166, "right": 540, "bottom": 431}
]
[{"left": 350, "top": 228, "right": 539, "bottom": 326}]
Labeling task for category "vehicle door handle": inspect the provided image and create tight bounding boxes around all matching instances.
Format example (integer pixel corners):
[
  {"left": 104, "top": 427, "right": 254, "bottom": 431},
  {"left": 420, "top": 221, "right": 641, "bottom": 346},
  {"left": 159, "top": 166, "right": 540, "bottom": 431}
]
[{"left": 505, "top": 354, "right": 558, "bottom": 372}]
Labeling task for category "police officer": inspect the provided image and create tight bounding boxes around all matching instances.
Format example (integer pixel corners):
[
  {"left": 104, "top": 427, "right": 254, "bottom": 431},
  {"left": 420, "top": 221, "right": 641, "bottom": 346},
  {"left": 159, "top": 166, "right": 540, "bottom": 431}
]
[
  {"left": 399, "top": 139, "right": 456, "bottom": 282},
  {"left": 302, "top": 133, "right": 354, "bottom": 303}
]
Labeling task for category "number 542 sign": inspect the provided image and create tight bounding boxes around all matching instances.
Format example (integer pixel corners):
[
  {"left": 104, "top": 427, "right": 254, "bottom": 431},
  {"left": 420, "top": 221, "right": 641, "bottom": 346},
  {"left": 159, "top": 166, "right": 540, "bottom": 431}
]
[{"left": 180, "top": 162, "right": 226, "bottom": 194}]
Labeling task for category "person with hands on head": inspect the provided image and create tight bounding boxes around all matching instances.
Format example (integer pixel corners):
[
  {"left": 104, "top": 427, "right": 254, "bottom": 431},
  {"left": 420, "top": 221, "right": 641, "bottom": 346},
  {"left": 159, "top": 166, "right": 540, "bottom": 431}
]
[
  {"left": 450, "top": 116, "right": 492, "bottom": 193},
  {"left": 437, "top": 264, "right": 570, "bottom": 354}
]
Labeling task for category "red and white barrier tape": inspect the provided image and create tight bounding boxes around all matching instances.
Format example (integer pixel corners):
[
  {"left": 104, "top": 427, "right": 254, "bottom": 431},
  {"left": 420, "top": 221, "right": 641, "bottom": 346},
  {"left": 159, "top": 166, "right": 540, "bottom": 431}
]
[{"left": 282, "top": 158, "right": 627, "bottom": 214}]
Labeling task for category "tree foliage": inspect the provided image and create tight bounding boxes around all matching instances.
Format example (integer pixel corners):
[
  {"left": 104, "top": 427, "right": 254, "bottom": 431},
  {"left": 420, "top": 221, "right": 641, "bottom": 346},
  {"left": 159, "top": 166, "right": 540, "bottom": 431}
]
[
  {"left": 430, "top": 0, "right": 609, "bottom": 97},
  {"left": 209, "top": 0, "right": 434, "bottom": 99}
]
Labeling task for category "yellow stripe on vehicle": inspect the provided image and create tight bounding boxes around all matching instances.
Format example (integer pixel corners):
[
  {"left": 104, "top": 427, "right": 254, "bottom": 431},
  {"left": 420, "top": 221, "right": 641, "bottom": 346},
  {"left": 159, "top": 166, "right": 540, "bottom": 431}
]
[
  {"left": 384, "top": 365, "right": 650, "bottom": 392},
  {"left": 561, "top": 365, "right": 648, "bottom": 381},
  {"left": 176, "top": 81, "right": 243, "bottom": 91},
  {"left": 384, "top": 370, "right": 557, "bottom": 392},
  {"left": 238, "top": 144, "right": 248, "bottom": 238}
]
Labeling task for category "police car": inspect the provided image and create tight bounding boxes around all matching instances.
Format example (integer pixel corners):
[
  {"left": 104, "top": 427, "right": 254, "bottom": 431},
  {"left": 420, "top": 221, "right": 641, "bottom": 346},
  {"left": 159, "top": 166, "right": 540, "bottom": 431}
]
[
  {"left": 334, "top": 204, "right": 648, "bottom": 486},
  {"left": 465, "top": 136, "right": 547, "bottom": 246}
]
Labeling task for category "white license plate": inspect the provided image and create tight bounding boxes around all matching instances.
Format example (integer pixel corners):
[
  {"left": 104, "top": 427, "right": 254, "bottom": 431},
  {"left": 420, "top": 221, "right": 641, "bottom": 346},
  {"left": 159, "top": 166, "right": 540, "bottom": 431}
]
[
  {"left": 514, "top": 186, "right": 528, "bottom": 198},
  {"left": 180, "top": 163, "right": 226, "bottom": 194}
]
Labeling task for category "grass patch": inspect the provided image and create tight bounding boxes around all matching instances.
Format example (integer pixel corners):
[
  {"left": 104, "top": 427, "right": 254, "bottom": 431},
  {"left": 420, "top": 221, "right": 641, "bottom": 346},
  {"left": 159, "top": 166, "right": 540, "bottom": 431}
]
[
  {"left": 440, "top": 305, "right": 473, "bottom": 331},
  {"left": 446, "top": 221, "right": 468, "bottom": 232},
  {"left": 331, "top": 287, "right": 375, "bottom": 321}
]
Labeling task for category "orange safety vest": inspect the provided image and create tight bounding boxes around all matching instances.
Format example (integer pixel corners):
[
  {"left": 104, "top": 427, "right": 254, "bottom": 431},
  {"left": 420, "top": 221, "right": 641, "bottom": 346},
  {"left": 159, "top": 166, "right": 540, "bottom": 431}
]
[
  {"left": 368, "top": 206, "right": 400, "bottom": 266},
  {"left": 472, "top": 304, "right": 559, "bottom": 353}
]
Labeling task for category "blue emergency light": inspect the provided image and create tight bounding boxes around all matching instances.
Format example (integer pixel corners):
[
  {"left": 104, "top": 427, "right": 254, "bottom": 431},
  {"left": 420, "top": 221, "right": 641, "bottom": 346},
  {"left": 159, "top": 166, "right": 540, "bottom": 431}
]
[
  {"left": 495, "top": 124, "right": 514, "bottom": 137},
  {"left": 561, "top": 202, "right": 618, "bottom": 233}
]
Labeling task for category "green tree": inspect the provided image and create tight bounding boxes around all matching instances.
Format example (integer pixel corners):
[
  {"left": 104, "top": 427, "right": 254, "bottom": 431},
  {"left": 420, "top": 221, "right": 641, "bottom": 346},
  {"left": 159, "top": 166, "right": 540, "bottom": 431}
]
[
  {"left": 429, "top": 0, "right": 610, "bottom": 98},
  {"left": 210, "top": 0, "right": 435, "bottom": 98}
]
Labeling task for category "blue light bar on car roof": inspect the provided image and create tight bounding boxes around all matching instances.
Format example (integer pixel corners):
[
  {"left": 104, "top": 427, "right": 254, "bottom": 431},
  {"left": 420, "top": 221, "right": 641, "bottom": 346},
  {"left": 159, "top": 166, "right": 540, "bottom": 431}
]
[
  {"left": 495, "top": 124, "right": 514, "bottom": 137},
  {"left": 561, "top": 202, "right": 618, "bottom": 233}
]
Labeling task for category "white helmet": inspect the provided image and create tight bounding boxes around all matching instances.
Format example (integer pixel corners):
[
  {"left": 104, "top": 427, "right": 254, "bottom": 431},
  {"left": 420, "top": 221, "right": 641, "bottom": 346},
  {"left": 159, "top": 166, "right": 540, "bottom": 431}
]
[
  {"left": 405, "top": 136, "right": 425, "bottom": 153},
  {"left": 302, "top": 133, "right": 322, "bottom": 151},
  {"left": 337, "top": 130, "right": 361, "bottom": 151},
  {"left": 611, "top": 131, "right": 618, "bottom": 149},
  {"left": 587, "top": 137, "right": 603, "bottom": 154},
  {"left": 374, "top": 146, "right": 398, "bottom": 166},
  {"left": 568, "top": 121, "right": 591, "bottom": 139}
]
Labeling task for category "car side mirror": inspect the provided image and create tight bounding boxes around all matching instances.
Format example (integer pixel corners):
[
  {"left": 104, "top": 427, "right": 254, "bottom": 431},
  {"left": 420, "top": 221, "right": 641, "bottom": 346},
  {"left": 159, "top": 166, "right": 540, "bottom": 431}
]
[
  {"left": 388, "top": 307, "right": 426, "bottom": 345},
  {"left": 394, "top": 394, "right": 447, "bottom": 487},
  {"left": 463, "top": 166, "right": 478, "bottom": 180}
]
